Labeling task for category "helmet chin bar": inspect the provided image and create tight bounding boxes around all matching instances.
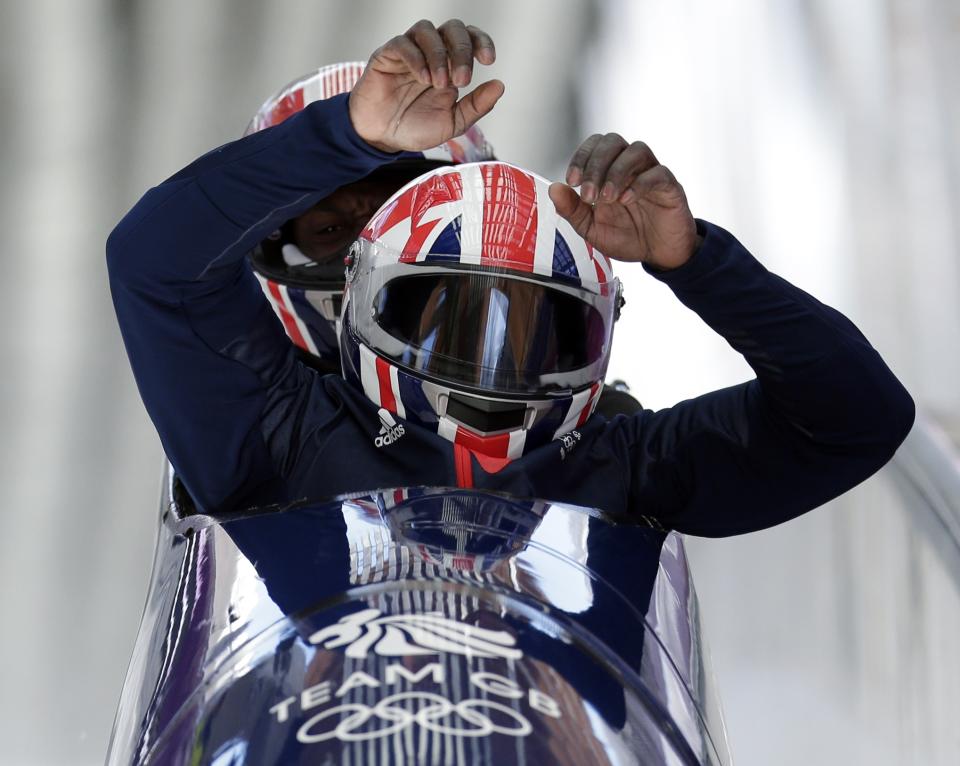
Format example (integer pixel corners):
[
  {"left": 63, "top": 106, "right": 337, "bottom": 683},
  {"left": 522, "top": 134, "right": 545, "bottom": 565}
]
[
  {"left": 445, "top": 391, "right": 530, "bottom": 434},
  {"left": 303, "top": 290, "right": 342, "bottom": 323},
  {"left": 419, "top": 378, "right": 553, "bottom": 436}
]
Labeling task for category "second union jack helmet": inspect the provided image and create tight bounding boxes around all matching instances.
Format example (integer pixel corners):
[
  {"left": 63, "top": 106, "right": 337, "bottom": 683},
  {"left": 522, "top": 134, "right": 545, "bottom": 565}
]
[
  {"left": 247, "top": 62, "right": 496, "bottom": 372},
  {"left": 340, "top": 161, "right": 624, "bottom": 463}
]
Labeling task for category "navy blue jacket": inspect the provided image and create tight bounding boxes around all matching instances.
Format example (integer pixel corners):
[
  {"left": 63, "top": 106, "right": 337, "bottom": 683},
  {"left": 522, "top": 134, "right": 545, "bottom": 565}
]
[{"left": 107, "top": 93, "right": 915, "bottom": 536}]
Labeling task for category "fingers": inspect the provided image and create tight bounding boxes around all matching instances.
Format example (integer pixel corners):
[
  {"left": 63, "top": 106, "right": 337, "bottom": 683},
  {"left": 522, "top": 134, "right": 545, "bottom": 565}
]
[
  {"left": 404, "top": 19, "right": 496, "bottom": 89},
  {"left": 548, "top": 182, "right": 579, "bottom": 217},
  {"left": 577, "top": 133, "right": 659, "bottom": 204},
  {"left": 566, "top": 133, "right": 661, "bottom": 204},
  {"left": 454, "top": 79, "right": 505, "bottom": 133},
  {"left": 438, "top": 20, "right": 474, "bottom": 87},
  {"left": 548, "top": 182, "right": 593, "bottom": 236},
  {"left": 565, "top": 134, "right": 603, "bottom": 187},
  {"left": 580, "top": 133, "right": 628, "bottom": 203},
  {"left": 408, "top": 19, "right": 451, "bottom": 87},
  {"left": 466, "top": 25, "right": 496, "bottom": 65},
  {"left": 557, "top": 135, "right": 684, "bottom": 218},
  {"left": 604, "top": 141, "right": 658, "bottom": 203},
  {"left": 627, "top": 164, "right": 686, "bottom": 207},
  {"left": 379, "top": 34, "right": 431, "bottom": 85}
]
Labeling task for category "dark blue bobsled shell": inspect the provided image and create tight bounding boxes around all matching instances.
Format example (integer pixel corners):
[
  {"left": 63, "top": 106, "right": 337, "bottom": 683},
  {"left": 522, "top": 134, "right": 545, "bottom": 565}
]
[{"left": 107, "top": 468, "right": 731, "bottom": 765}]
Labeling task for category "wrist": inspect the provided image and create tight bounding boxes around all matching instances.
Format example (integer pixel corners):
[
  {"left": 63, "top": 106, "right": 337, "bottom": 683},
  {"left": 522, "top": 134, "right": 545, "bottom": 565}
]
[
  {"left": 646, "top": 230, "right": 701, "bottom": 272},
  {"left": 346, "top": 93, "right": 399, "bottom": 155},
  {"left": 364, "top": 137, "right": 397, "bottom": 153},
  {"left": 642, "top": 219, "right": 732, "bottom": 284}
]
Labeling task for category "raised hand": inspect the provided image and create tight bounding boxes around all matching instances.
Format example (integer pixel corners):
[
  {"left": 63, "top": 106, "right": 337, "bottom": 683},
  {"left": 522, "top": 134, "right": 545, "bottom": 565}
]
[
  {"left": 349, "top": 19, "right": 504, "bottom": 153},
  {"left": 548, "top": 134, "right": 700, "bottom": 270}
]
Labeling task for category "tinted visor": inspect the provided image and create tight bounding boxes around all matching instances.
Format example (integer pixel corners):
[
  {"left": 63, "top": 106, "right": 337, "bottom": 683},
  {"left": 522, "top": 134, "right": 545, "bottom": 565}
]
[{"left": 372, "top": 273, "right": 609, "bottom": 394}]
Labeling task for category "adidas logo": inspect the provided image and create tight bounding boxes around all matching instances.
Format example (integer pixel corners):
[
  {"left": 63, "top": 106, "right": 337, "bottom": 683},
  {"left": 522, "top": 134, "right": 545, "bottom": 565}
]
[{"left": 374, "top": 408, "right": 405, "bottom": 448}]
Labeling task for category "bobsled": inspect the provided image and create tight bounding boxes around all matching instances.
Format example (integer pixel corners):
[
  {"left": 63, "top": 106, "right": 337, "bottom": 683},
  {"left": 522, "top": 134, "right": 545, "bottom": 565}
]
[{"left": 107, "top": 465, "right": 731, "bottom": 765}]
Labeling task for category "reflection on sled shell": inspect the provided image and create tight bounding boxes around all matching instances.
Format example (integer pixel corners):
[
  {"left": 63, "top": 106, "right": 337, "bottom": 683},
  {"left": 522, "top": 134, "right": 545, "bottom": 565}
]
[{"left": 107, "top": 467, "right": 731, "bottom": 765}]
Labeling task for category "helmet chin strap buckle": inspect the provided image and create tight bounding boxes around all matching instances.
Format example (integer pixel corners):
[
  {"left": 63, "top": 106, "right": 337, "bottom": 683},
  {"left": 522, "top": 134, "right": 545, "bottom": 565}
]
[{"left": 441, "top": 392, "right": 531, "bottom": 434}]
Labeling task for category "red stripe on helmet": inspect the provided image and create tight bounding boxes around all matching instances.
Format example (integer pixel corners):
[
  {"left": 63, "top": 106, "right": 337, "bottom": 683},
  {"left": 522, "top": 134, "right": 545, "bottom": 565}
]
[
  {"left": 454, "top": 425, "right": 513, "bottom": 473},
  {"left": 453, "top": 444, "right": 474, "bottom": 488},
  {"left": 593, "top": 259, "right": 606, "bottom": 284},
  {"left": 446, "top": 139, "right": 466, "bottom": 164},
  {"left": 480, "top": 164, "right": 538, "bottom": 270},
  {"left": 401, "top": 217, "right": 443, "bottom": 260},
  {"left": 576, "top": 382, "right": 602, "bottom": 428},
  {"left": 324, "top": 68, "right": 340, "bottom": 98},
  {"left": 375, "top": 356, "right": 397, "bottom": 412},
  {"left": 401, "top": 172, "right": 464, "bottom": 258},
  {"left": 362, "top": 184, "right": 417, "bottom": 242},
  {"left": 266, "top": 89, "right": 305, "bottom": 129},
  {"left": 587, "top": 244, "right": 608, "bottom": 285},
  {"left": 454, "top": 426, "right": 510, "bottom": 459},
  {"left": 473, "top": 451, "right": 511, "bottom": 474},
  {"left": 266, "top": 280, "right": 309, "bottom": 350}
]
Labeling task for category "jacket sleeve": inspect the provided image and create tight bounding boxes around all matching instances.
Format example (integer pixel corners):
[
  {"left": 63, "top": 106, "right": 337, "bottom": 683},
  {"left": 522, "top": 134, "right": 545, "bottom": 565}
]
[
  {"left": 106, "top": 94, "right": 396, "bottom": 513},
  {"left": 618, "top": 220, "right": 915, "bottom": 537}
]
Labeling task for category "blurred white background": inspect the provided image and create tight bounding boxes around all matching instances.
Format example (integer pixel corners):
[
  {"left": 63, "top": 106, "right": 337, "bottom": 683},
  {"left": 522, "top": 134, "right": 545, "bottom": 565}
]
[{"left": 0, "top": 0, "right": 957, "bottom": 764}]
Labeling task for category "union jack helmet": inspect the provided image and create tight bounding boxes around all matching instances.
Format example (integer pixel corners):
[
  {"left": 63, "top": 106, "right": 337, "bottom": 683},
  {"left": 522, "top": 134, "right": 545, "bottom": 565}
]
[
  {"left": 246, "top": 62, "right": 496, "bottom": 371},
  {"left": 340, "top": 161, "right": 624, "bottom": 462}
]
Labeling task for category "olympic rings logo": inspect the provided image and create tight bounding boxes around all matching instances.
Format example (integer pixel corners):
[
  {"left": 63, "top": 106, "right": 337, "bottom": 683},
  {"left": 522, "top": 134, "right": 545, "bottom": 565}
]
[{"left": 296, "top": 691, "right": 533, "bottom": 743}]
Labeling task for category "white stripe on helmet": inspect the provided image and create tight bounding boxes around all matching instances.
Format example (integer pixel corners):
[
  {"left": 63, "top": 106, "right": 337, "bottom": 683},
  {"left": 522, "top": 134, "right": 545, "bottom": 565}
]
[
  {"left": 532, "top": 175, "right": 556, "bottom": 278},
  {"left": 388, "top": 363, "right": 406, "bottom": 419},
  {"left": 552, "top": 386, "right": 594, "bottom": 439},
  {"left": 358, "top": 344, "right": 381, "bottom": 406},
  {"left": 456, "top": 164, "right": 485, "bottom": 266}
]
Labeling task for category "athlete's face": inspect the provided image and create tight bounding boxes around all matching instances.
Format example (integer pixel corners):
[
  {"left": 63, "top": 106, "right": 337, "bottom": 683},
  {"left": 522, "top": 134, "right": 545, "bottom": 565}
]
[{"left": 290, "top": 178, "right": 397, "bottom": 264}]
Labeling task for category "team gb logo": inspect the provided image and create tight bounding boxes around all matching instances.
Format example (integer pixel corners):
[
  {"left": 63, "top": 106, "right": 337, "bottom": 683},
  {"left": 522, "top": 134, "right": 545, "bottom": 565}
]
[{"left": 308, "top": 608, "right": 522, "bottom": 660}]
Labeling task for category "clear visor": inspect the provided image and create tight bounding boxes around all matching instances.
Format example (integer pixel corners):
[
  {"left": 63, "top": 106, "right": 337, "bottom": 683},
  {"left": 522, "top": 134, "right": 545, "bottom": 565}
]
[{"left": 348, "top": 251, "right": 618, "bottom": 396}]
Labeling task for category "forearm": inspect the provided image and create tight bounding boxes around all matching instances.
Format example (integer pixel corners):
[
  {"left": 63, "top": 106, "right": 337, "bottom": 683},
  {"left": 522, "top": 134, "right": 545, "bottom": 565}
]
[
  {"left": 627, "top": 220, "right": 914, "bottom": 537},
  {"left": 106, "top": 93, "right": 395, "bottom": 292},
  {"left": 105, "top": 94, "right": 394, "bottom": 512},
  {"left": 647, "top": 220, "right": 915, "bottom": 449}
]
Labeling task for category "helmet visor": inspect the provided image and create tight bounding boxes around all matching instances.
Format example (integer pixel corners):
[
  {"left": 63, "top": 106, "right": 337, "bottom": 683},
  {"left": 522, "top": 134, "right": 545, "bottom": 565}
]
[{"left": 364, "top": 271, "right": 614, "bottom": 395}]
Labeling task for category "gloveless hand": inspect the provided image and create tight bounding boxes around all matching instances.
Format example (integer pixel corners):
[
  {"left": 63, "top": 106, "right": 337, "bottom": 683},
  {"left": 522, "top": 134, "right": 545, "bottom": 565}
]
[
  {"left": 349, "top": 19, "right": 504, "bottom": 153},
  {"left": 548, "top": 134, "right": 700, "bottom": 270}
]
